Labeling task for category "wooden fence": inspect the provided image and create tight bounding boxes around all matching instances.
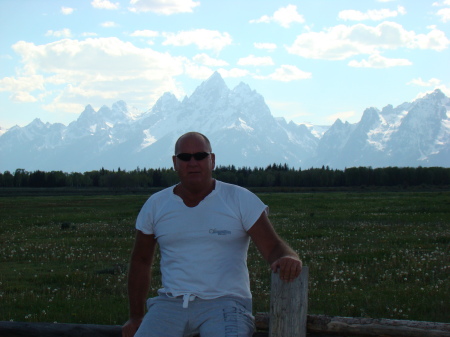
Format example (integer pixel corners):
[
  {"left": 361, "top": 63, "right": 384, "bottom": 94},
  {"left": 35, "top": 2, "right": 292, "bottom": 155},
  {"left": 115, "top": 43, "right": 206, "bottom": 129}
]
[{"left": 1, "top": 266, "right": 449, "bottom": 336}]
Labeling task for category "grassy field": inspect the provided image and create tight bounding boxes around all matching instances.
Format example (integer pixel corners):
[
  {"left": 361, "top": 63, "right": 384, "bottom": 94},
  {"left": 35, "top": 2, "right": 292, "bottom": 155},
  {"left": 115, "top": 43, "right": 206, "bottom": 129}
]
[{"left": 0, "top": 189, "right": 449, "bottom": 325}]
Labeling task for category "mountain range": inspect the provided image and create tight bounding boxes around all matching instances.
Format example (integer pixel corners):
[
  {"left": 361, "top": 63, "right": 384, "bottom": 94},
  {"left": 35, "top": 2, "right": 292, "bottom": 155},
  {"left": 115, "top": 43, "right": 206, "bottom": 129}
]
[{"left": 1, "top": 72, "right": 449, "bottom": 172}]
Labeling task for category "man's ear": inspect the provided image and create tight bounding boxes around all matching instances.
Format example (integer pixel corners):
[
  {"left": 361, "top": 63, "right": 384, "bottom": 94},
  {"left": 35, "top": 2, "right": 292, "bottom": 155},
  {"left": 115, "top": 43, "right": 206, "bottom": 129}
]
[
  {"left": 172, "top": 155, "right": 177, "bottom": 170},
  {"left": 211, "top": 153, "right": 216, "bottom": 170}
]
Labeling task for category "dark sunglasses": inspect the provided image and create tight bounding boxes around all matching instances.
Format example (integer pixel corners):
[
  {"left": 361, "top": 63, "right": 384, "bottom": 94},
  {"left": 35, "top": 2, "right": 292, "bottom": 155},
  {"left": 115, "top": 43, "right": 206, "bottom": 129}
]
[{"left": 175, "top": 152, "right": 212, "bottom": 162}]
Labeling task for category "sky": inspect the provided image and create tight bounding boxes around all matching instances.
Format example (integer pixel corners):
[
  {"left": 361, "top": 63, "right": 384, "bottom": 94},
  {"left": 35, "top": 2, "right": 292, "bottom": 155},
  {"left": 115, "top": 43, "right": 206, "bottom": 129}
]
[{"left": 1, "top": 0, "right": 449, "bottom": 130}]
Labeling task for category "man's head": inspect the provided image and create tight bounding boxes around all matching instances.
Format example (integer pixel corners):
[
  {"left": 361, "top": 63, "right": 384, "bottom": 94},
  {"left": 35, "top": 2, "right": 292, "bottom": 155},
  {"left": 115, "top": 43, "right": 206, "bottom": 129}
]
[
  {"left": 174, "top": 132, "right": 212, "bottom": 155},
  {"left": 172, "top": 132, "right": 215, "bottom": 189}
]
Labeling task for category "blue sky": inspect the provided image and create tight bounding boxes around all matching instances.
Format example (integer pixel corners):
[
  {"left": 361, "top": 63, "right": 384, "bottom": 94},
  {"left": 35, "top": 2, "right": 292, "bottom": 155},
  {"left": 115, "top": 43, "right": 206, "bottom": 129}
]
[{"left": 0, "top": 0, "right": 449, "bottom": 129}]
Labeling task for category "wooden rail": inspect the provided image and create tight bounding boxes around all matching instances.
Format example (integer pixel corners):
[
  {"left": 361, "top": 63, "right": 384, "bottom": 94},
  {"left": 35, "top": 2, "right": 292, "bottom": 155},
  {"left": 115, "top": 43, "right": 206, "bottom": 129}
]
[
  {"left": 2, "top": 316, "right": 448, "bottom": 337},
  {"left": 1, "top": 266, "right": 449, "bottom": 336}
]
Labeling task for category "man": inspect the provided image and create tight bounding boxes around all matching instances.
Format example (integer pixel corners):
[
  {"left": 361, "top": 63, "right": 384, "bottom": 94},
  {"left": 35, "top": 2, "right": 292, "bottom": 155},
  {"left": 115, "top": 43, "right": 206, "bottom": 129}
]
[{"left": 123, "top": 132, "right": 302, "bottom": 337}]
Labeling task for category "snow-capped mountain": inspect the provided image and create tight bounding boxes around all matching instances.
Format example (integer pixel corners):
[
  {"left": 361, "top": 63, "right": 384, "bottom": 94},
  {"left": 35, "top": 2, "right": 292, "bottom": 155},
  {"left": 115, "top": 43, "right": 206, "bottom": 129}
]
[
  {"left": 311, "top": 89, "right": 450, "bottom": 168},
  {"left": 0, "top": 72, "right": 449, "bottom": 172}
]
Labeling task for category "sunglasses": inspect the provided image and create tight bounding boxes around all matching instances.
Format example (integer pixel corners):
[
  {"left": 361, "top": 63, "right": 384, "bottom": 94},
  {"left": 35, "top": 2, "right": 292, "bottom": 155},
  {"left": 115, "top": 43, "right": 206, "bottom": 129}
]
[{"left": 175, "top": 152, "right": 212, "bottom": 162}]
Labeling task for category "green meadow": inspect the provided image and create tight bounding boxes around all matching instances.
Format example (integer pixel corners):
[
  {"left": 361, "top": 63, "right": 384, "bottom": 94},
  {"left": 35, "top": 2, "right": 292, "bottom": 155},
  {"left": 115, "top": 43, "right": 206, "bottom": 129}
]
[{"left": 0, "top": 190, "right": 449, "bottom": 325}]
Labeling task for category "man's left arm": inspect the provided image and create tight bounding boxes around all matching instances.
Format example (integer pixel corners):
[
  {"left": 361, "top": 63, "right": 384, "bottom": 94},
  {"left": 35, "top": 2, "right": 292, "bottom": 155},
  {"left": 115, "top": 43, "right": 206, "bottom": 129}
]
[{"left": 248, "top": 212, "right": 302, "bottom": 282}]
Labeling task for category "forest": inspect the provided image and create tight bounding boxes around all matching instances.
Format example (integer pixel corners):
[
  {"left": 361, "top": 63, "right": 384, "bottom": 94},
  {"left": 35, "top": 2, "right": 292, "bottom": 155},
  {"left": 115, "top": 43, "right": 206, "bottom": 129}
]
[{"left": 1, "top": 165, "right": 449, "bottom": 189}]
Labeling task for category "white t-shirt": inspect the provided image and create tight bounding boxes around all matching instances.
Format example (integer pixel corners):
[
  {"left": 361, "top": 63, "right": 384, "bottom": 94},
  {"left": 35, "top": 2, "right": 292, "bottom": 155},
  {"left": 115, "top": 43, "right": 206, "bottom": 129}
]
[{"left": 136, "top": 180, "right": 268, "bottom": 301}]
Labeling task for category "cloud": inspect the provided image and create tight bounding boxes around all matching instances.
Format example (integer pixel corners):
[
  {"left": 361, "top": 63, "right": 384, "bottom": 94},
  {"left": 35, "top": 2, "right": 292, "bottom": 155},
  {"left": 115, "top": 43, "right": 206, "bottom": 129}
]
[
  {"left": 338, "top": 6, "right": 406, "bottom": 21},
  {"left": 128, "top": 0, "right": 199, "bottom": 14},
  {"left": 101, "top": 21, "right": 118, "bottom": 28},
  {"left": 414, "top": 85, "right": 450, "bottom": 101},
  {"left": 433, "top": 0, "right": 450, "bottom": 22},
  {"left": 91, "top": 0, "right": 119, "bottom": 10},
  {"left": 162, "top": 29, "right": 232, "bottom": 52},
  {"left": 348, "top": 54, "right": 412, "bottom": 68},
  {"left": 217, "top": 68, "right": 249, "bottom": 78},
  {"left": 4, "top": 38, "right": 189, "bottom": 114},
  {"left": 250, "top": 5, "right": 305, "bottom": 28},
  {"left": 255, "top": 65, "right": 312, "bottom": 82},
  {"left": 237, "top": 55, "right": 274, "bottom": 66},
  {"left": 407, "top": 77, "right": 441, "bottom": 87},
  {"left": 10, "top": 92, "right": 38, "bottom": 103},
  {"left": 286, "top": 22, "right": 450, "bottom": 60},
  {"left": 61, "top": 7, "right": 75, "bottom": 15},
  {"left": 183, "top": 66, "right": 249, "bottom": 81},
  {"left": 130, "top": 30, "right": 159, "bottom": 37},
  {"left": 326, "top": 110, "right": 356, "bottom": 123},
  {"left": 0, "top": 75, "right": 45, "bottom": 94},
  {"left": 254, "top": 42, "right": 277, "bottom": 51},
  {"left": 437, "top": 8, "right": 450, "bottom": 22},
  {"left": 82, "top": 32, "right": 98, "bottom": 37},
  {"left": 193, "top": 54, "right": 228, "bottom": 67},
  {"left": 45, "top": 29, "right": 72, "bottom": 38}
]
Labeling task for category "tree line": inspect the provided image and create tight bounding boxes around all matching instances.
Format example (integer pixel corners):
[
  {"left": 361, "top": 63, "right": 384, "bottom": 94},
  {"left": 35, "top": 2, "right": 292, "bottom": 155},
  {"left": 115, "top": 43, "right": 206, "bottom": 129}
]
[{"left": 1, "top": 165, "right": 449, "bottom": 189}]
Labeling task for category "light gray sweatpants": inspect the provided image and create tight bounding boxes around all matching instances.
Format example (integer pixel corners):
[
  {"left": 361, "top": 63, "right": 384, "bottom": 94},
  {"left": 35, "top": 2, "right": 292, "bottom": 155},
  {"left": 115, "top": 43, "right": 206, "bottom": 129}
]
[{"left": 135, "top": 294, "right": 255, "bottom": 337}]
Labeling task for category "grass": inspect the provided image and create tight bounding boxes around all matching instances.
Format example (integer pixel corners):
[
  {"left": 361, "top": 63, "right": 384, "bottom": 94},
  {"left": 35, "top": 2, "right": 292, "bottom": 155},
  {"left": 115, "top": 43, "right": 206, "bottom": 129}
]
[{"left": 0, "top": 190, "right": 449, "bottom": 325}]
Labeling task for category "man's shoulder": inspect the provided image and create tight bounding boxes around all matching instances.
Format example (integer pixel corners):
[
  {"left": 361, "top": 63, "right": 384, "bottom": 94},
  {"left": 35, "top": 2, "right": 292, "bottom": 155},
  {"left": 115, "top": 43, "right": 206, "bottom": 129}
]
[
  {"left": 216, "top": 180, "right": 254, "bottom": 196},
  {"left": 147, "top": 185, "right": 175, "bottom": 202}
]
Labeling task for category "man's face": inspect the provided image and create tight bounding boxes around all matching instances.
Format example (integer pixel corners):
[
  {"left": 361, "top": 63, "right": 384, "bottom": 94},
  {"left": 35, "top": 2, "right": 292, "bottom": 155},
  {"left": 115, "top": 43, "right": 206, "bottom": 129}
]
[{"left": 172, "top": 134, "right": 215, "bottom": 187}]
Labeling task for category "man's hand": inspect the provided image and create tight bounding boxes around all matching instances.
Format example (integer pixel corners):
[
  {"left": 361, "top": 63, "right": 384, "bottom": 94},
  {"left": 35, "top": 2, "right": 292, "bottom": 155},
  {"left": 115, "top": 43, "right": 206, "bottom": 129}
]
[
  {"left": 271, "top": 256, "right": 302, "bottom": 282},
  {"left": 122, "top": 318, "right": 142, "bottom": 337}
]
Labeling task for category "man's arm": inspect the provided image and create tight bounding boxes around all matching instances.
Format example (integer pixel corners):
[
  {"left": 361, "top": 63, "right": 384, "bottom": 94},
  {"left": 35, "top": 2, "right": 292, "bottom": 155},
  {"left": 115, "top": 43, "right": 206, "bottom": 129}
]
[
  {"left": 122, "top": 230, "right": 157, "bottom": 337},
  {"left": 248, "top": 212, "right": 302, "bottom": 282}
]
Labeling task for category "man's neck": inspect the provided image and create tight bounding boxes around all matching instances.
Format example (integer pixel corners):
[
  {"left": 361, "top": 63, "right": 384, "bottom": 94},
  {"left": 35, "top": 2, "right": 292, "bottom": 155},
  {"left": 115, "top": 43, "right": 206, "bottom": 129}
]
[{"left": 175, "top": 179, "right": 215, "bottom": 207}]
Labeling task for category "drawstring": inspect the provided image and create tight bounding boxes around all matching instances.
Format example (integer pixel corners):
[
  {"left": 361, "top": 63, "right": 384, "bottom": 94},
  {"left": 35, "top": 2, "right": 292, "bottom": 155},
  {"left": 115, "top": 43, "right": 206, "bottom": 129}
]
[{"left": 182, "top": 293, "right": 196, "bottom": 308}]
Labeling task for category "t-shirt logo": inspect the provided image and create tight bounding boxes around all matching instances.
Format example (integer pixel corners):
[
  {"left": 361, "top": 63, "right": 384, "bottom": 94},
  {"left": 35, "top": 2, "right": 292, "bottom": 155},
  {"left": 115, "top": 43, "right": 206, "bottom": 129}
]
[{"left": 209, "top": 229, "right": 231, "bottom": 235}]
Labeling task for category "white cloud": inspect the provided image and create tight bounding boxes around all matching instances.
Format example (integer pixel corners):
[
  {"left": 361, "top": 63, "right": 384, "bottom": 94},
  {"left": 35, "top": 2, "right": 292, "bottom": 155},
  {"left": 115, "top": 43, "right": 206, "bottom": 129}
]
[
  {"left": 237, "top": 55, "right": 274, "bottom": 66},
  {"left": 433, "top": 0, "right": 450, "bottom": 21},
  {"left": 339, "top": 6, "right": 406, "bottom": 21},
  {"left": 82, "top": 32, "right": 99, "bottom": 37},
  {"left": 5, "top": 38, "right": 188, "bottom": 114},
  {"left": 255, "top": 65, "right": 312, "bottom": 82},
  {"left": 437, "top": 8, "right": 450, "bottom": 22},
  {"left": 130, "top": 30, "right": 159, "bottom": 37},
  {"left": 407, "top": 77, "right": 441, "bottom": 87},
  {"left": 183, "top": 66, "right": 249, "bottom": 81},
  {"left": 183, "top": 63, "right": 214, "bottom": 80},
  {"left": 254, "top": 42, "right": 277, "bottom": 51},
  {"left": 286, "top": 22, "right": 450, "bottom": 60},
  {"left": 414, "top": 85, "right": 450, "bottom": 101},
  {"left": 193, "top": 54, "right": 228, "bottom": 67},
  {"left": 61, "top": 7, "right": 75, "bottom": 15},
  {"left": 348, "top": 54, "right": 412, "bottom": 68},
  {"left": 128, "top": 0, "right": 199, "bottom": 14},
  {"left": 101, "top": 21, "right": 118, "bottom": 28},
  {"left": 0, "top": 75, "right": 45, "bottom": 95},
  {"left": 91, "top": 0, "right": 119, "bottom": 10},
  {"left": 433, "top": 0, "right": 450, "bottom": 6},
  {"left": 10, "top": 92, "right": 38, "bottom": 103},
  {"left": 217, "top": 68, "right": 249, "bottom": 78},
  {"left": 162, "top": 29, "right": 232, "bottom": 52},
  {"left": 45, "top": 29, "right": 72, "bottom": 38},
  {"left": 250, "top": 5, "right": 305, "bottom": 28},
  {"left": 326, "top": 111, "right": 356, "bottom": 123}
]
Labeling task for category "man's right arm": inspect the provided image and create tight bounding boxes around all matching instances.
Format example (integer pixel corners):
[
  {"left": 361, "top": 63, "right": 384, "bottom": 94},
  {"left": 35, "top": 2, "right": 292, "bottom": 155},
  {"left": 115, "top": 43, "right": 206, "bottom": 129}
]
[{"left": 122, "top": 230, "right": 157, "bottom": 337}]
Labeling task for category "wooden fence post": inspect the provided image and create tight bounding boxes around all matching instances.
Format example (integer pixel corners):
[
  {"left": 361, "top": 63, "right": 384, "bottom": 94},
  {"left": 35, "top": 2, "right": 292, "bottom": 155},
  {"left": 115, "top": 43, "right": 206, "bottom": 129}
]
[{"left": 269, "top": 266, "right": 308, "bottom": 337}]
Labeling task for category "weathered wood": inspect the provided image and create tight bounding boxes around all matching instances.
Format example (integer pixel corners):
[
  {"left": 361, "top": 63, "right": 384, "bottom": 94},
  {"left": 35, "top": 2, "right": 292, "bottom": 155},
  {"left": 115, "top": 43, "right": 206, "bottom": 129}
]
[
  {"left": 0, "top": 321, "right": 122, "bottom": 337},
  {"left": 306, "top": 315, "right": 450, "bottom": 337},
  {"left": 0, "top": 322, "right": 271, "bottom": 337},
  {"left": 269, "top": 266, "right": 309, "bottom": 337},
  {"left": 255, "top": 313, "right": 450, "bottom": 337},
  {"left": 1, "top": 317, "right": 449, "bottom": 337}
]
